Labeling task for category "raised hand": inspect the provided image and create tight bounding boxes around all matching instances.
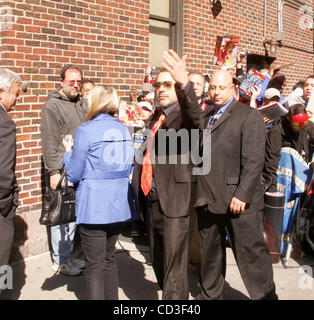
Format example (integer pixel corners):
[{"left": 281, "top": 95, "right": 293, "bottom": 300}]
[
  {"left": 250, "top": 85, "right": 262, "bottom": 99},
  {"left": 162, "top": 49, "right": 189, "bottom": 89}
]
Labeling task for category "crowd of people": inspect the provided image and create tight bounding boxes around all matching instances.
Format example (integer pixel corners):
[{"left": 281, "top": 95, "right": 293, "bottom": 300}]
[{"left": 0, "top": 47, "right": 313, "bottom": 300}]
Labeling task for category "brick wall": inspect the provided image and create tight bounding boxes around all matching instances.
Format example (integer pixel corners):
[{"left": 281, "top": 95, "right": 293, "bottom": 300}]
[
  {"left": 183, "top": 0, "right": 314, "bottom": 94},
  {"left": 0, "top": 0, "right": 313, "bottom": 259},
  {"left": 1, "top": 0, "right": 151, "bottom": 216}
]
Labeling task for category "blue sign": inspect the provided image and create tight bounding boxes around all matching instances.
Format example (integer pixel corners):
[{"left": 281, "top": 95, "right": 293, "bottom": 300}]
[{"left": 276, "top": 147, "right": 312, "bottom": 253}]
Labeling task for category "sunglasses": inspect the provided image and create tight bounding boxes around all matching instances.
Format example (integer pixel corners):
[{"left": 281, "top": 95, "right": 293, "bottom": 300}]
[
  {"left": 153, "top": 81, "right": 174, "bottom": 89},
  {"left": 66, "top": 80, "right": 82, "bottom": 86}
]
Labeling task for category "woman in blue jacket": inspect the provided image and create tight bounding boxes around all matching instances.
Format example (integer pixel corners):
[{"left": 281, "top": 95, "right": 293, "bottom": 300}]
[{"left": 63, "top": 85, "right": 134, "bottom": 300}]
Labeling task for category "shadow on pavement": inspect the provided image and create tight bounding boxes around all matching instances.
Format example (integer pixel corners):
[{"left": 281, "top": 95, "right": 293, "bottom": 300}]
[
  {"left": 40, "top": 234, "right": 159, "bottom": 300},
  {"left": 41, "top": 272, "right": 85, "bottom": 300},
  {"left": 223, "top": 282, "right": 250, "bottom": 300},
  {"left": 116, "top": 246, "right": 159, "bottom": 300}
]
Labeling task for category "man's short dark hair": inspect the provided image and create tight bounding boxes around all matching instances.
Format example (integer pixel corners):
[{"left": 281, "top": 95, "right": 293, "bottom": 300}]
[
  {"left": 81, "top": 79, "right": 95, "bottom": 87},
  {"left": 60, "top": 64, "right": 83, "bottom": 80},
  {"left": 305, "top": 75, "right": 314, "bottom": 82},
  {"left": 293, "top": 81, "right": 305, "bottom": 91},
  {"left": 288, "top": 103, "right": 307, "bottom": 117},
  {"left": 155, "top": 68, "right": 170, "bottom": 79}
]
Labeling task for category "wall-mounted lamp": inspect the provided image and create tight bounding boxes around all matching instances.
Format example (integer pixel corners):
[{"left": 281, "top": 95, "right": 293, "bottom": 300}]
[
  {"left": 263, "top": 39, "right": 281, "bottom": 56},
  {"left": 209, "top": 0, "right": 217, "bottom": 5}
]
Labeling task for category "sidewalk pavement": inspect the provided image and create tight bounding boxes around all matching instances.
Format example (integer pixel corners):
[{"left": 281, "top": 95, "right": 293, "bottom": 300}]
[{"left": 2, "top": 234, "right": 314, "bottom": 300}]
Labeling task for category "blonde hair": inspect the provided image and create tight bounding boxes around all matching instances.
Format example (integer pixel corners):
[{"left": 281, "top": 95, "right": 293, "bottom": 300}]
[{"left": 86, "top": 85, "right": 120, "bottom": 121}]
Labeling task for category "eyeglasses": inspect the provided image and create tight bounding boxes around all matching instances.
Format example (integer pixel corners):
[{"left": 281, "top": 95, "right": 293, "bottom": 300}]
[
  {"left": 191, "top": 81, "right": 204, "bottom": 88},
  {"left": 153, "top": 81, "right": 174, "bottom": 89},
  {"left": 66, "top": 80, "right": 82, "bottom": 86}
]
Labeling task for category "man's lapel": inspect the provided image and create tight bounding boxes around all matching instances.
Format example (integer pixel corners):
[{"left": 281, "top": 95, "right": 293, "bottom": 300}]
[
  {"left": 210, "top": 99, "right": 237, "bottom": 133},
  {"left": 202, "top": 104, "right": 215, "bottom": 128},
  {"left": 161, "top": 103, "right": 180, "bottom": 129}
]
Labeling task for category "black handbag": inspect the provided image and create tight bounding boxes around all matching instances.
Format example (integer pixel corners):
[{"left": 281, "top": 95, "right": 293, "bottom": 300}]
[{"left": 40, "top": 170, "right": 76, "bottom": 226}]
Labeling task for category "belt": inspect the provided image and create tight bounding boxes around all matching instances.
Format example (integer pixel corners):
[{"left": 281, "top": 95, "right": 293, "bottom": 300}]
[
  {"left": 147, "top": 191, "right": 159, "bottom": 202},
  {"left": 82, "top": 170, "right": 129, "bottom": 179},
  {"left": 196, "top": 205, "right": 209, "bottom": 213}
]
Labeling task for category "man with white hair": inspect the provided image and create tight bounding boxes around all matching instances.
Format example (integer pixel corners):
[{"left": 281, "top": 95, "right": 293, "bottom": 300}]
[{"left": 0, "top": 68, "right": 22, "bottom": 296}]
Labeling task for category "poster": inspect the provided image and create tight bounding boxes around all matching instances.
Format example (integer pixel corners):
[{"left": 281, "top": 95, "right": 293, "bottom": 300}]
[
  {"left": 239, "top": 68, "right": 265, "bottom": 100},
  {"left": 214, "top": 35, "right": 239, "bottom": 68}
]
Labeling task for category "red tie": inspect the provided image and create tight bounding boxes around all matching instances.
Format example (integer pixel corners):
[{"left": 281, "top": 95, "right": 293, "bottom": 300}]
[{"left": 141, "top": 114, "right": 166, "bottom": 196}]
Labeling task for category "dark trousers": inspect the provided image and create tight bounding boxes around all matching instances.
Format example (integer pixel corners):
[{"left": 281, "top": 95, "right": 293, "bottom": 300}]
[
  {"left": 79, "top": 223, "right": 120, "bottom": 300},
  {"left": 197, "top": 208, "right": 277, "bottom": 300},
  {"left": 146, "top": 194, "right": 191, "bottom": 300},
  {"left": 0, "top": 206, "right": 15, "bottom": 296}
]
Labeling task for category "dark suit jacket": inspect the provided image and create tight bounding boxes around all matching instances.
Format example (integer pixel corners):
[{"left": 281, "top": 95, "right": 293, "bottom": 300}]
[
  {"left": 132, "top": 83, "right": 200, "bottom": 219},
  {"left": 0, "top": 106, "right": 18, "bottom": 211},
  {"left": 181, "top": 98, "right": 267, "bottom": 214}
]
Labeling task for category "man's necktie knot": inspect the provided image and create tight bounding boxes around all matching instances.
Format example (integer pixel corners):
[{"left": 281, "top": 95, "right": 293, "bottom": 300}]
[{"left": 208, "top": 110, "right": 222, "bottom": 128}]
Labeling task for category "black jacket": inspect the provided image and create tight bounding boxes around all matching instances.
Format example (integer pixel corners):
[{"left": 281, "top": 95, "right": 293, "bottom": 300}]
[
  {"left": 0, "top": 105, "right": 18, "bottom": 211},
  {"left": 181, "top": 97, "right": 267, "bottom": 214},
  {"left": 263, "top": 117, "right": 314, "bottom": 192}
]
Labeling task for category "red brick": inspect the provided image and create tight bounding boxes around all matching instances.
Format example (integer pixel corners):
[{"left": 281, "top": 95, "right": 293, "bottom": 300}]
[
  {"left": 16, "top": 134, "right": 31, "bottom": 142},
  {"left": 23, "top": 197, "right": 39, "bottom": 205}
]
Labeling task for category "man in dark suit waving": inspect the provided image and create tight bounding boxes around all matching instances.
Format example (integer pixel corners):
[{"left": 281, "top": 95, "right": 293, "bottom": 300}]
[
  {"left": 0, "top": 68, "right": 21, "bottom": 296},
  {"left": 132, "top": 67, "right": 200, "bottom": 299},
  {"left": 163, "top": 50, "right": 277, "bottom": 300}
]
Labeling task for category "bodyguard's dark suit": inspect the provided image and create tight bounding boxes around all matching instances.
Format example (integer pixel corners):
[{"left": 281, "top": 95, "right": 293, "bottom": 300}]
[
  {"left": 181, "top": 98, "right": 277, "bottom": 300},
  {"left": 0, "top": 104, "right": 18, "bottom": 293},
  {"left": 132, "top": 83, "right": 200, "bottom": 299}
]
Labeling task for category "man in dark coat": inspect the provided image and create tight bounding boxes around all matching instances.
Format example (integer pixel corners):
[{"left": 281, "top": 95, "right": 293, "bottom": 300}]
[
  {"left": 132, "top": 67, "right": 200, "bottom": 300},
  {"left": 264, "top": 103, "right": 314, "bottom": 193},
  {"left": 162, "top": 49, "right": 277, "bottom": 300},
  {"left": 0, "top": 68, "right": 21, "bottom": 296}
]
